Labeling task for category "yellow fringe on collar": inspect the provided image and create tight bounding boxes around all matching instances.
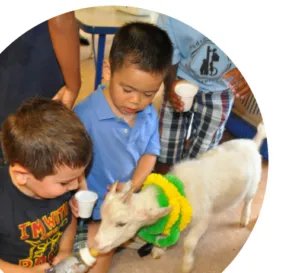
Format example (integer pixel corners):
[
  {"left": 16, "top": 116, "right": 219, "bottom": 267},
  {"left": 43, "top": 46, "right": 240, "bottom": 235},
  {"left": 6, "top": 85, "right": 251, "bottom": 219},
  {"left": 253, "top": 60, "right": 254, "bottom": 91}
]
[{"left": 143, "top": 173, "right": 192, "bottom": 235}]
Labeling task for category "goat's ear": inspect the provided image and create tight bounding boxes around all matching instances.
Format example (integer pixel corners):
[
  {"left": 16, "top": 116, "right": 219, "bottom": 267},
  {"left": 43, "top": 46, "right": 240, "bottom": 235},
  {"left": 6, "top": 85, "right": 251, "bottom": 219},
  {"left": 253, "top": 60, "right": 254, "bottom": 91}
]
[
  {"left": 109, "top": 181, "right": 119, "bottom": 193},
  {"left": 138, "top": 206, "right": 171, "bottom": 222},
  {"left": 120, "top": 180, "right": 132, "bottom": 193},
  {"left": 150, "top": 206, "right": 171, "bottom": 220},
  {"left": 121, "top": 187, "right": 134, "bottom": 203}
]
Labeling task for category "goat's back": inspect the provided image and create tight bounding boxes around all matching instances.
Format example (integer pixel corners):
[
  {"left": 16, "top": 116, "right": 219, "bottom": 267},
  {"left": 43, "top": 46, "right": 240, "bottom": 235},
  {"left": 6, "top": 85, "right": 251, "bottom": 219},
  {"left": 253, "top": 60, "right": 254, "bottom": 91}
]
[{"left": 171, "top": 138, "right": 262, "bottom": 216}]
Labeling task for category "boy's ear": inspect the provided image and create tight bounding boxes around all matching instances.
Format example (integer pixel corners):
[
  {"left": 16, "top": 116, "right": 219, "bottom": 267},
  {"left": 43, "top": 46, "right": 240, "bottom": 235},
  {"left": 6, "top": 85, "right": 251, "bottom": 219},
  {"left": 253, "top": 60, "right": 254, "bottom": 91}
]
[
  {"left": 102, "top": 60, "right": 111, "bottom": 82},
  {"left": 10, "top": 164, "right": 31, "bottom": 185}
]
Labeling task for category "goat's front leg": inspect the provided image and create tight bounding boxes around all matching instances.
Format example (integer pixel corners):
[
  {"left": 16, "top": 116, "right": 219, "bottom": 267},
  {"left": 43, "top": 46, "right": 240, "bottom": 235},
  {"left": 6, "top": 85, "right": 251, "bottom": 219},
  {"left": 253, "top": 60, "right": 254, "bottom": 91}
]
[
  {"left": 124, "top": 237, "right": 166, "bottom": 259},
  {"left": 151, "top": 246, "right": 166, "bottom": 259},
  {"left": 182, "top": 216, "right": 210, "bottom": 273},
  {"left": 123, "top": 236, "right": 145, "bottom": 249}
]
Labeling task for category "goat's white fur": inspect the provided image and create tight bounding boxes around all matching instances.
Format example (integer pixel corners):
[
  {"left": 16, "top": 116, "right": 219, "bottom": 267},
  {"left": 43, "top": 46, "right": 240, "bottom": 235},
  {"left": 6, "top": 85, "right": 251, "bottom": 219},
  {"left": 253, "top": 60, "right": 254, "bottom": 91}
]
[{"left": 94, "top": 123, "right": 266, "bottom": 273}]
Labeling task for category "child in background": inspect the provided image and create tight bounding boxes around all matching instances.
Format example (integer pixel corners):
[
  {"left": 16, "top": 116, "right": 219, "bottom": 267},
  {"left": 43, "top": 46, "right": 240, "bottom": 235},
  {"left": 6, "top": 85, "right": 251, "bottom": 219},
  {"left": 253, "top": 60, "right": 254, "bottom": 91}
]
[
  {"left": 0, "top": 98, "right": 92, "bottom": 273},
  {"left": 155, "top": 14, "right": 251, "bottom": 174},
  {"left": 74, "top": 21, "right": 173, "bottom": 273}
]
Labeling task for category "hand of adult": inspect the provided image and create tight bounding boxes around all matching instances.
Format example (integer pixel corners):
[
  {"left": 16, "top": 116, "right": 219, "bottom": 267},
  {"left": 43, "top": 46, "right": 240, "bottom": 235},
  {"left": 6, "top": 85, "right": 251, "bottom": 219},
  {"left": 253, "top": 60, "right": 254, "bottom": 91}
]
[
  {"left": 49, "top": 12, "right": 81, "bottom": 109},
  {"left": 53, "top": 85, "right": 79, "bottom": 109},
  {"left": 223, "top": 67, "right": 251, "bottom": 99}
]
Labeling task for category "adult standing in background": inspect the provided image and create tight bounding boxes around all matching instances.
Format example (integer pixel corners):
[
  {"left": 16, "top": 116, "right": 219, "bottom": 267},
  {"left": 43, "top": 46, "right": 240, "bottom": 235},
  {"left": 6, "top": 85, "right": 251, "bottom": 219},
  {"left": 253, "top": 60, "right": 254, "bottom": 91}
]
[
  {"left": 155, "top": 14, "right": 251, "bottom": 173},
  {"left": 0, "top": 11, "right": 81, "bottom": 165},
  {"left": 0, "top": 11, "right": 80, "bottom": 120}
]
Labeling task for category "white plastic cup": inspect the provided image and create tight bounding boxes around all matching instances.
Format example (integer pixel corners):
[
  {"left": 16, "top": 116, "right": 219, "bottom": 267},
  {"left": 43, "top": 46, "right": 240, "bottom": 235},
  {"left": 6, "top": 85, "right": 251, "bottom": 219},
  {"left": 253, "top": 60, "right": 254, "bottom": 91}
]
[
  {"left": 75, "top": 190, "right": 98, "bottom": 219},
  {"left": 174, "top": 80, "right": 199, "bottom": 112}
]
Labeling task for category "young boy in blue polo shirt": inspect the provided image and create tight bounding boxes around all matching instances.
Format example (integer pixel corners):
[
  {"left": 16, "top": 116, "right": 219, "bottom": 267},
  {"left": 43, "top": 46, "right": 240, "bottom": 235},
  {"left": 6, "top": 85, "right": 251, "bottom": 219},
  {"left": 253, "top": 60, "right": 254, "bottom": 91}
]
[{"left": 74, "top": 22, "right": 173, "bottom": 273}]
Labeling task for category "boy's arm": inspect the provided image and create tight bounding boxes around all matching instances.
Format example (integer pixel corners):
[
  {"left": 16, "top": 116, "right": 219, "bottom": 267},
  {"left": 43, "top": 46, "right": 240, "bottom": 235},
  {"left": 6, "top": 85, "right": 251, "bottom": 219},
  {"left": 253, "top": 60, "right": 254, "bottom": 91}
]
[
  {"left": 48, "top": 11, "right": 81, "bottom": 109},
  {"left": 131, "top": 154, "right": 157, "bottom": 191},
  {"left": 164, "top": 64, "right": 185, "bottom": 112},
  {"left": 164, "top": 64, "right": 178, "bottom": 93},
  {"left": 52, "top": 214, "right": 78, "bottom": 264},
  {"left": 0, "top": 259, "right": 50, "bottom": 273}
]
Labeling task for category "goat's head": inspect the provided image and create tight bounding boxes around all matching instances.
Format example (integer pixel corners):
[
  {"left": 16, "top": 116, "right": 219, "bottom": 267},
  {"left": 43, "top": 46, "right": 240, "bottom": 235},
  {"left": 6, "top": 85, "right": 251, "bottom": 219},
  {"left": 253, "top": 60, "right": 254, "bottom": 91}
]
[{"left": 94, "top": 181, "right": 170, "bottom": 253}]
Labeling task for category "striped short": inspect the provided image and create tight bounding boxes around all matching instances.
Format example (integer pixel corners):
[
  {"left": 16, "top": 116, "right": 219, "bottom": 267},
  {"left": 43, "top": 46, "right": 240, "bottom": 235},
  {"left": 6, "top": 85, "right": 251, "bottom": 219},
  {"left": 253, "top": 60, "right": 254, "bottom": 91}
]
[{"left": 158, "top": 89, "right": 234, "bottom": 164}]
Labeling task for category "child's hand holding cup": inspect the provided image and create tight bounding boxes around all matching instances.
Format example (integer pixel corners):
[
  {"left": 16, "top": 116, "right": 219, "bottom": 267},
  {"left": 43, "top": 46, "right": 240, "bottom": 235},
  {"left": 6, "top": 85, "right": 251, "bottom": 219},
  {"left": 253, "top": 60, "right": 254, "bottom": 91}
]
[
  {"left": 174, "top": 80, "right": 199, "bottom": 112},
  {"left": 74, "top": 190, "right": 98, "bottom": 218}
]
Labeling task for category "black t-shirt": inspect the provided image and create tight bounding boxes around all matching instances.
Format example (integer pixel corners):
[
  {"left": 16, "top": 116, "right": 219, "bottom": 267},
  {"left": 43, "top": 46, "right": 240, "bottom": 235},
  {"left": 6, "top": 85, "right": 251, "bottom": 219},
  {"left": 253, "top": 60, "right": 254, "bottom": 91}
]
[
  {"left": 0, "top": 20, "right": 64, "bottom": 126},
  {"left": 0, "top": 165, "right": 72, "bottom": 267}
]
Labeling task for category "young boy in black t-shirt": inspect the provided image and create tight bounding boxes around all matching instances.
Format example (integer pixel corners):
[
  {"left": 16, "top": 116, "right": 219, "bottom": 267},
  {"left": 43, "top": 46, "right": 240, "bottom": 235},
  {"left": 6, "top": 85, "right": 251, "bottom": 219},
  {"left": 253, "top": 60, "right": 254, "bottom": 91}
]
[{"left": 0, "top": 98, "right": 92, "bottom": 273}]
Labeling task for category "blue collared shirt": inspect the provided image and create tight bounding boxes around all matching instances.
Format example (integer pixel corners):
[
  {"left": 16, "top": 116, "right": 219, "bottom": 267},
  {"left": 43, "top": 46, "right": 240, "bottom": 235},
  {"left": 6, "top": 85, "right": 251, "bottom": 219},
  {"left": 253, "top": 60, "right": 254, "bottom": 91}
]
[{"left": 74, "top": 85, "right": 160, "bottom": 219}]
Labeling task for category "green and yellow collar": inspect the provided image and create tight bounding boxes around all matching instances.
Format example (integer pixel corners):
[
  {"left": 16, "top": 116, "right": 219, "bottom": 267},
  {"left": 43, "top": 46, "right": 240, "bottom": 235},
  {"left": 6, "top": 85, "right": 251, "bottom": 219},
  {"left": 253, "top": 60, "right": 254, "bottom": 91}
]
[{"left": 137, "top": 173, "right": 192, "bottom": 248}]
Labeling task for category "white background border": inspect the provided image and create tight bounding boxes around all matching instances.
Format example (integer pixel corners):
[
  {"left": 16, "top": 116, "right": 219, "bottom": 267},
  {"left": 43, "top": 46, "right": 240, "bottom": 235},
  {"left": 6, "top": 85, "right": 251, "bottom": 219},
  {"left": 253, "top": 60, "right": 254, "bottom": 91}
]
[{"left": 1, "top": 0, "right": 300, "bottom": 272}]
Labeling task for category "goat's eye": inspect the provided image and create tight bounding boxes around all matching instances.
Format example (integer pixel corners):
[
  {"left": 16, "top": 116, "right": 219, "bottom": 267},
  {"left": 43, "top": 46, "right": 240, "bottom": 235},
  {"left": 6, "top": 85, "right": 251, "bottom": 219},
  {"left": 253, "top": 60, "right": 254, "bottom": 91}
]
[{"left": 116, "top": 222, "right": 126, "bottom": 227}]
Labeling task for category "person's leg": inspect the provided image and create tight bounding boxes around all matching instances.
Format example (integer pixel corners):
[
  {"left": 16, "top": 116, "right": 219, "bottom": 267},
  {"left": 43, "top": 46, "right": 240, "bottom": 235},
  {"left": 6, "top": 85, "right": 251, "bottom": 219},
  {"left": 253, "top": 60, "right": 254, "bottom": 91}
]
[
  {"left": 186, "top": 89, "right": 234, "bottom": 158},
  {"left": 155, "top": 100, "right": 190, "bottom": 174},
  {"left": 87, "top": 221, "right": 114, "bottom": 273}
]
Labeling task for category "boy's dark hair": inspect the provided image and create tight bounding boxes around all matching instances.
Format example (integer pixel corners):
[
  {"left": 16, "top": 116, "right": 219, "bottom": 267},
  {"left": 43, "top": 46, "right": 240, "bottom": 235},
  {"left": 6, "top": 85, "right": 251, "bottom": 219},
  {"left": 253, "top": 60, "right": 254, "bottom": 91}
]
[
  {"left": 1, "top": 98, "right": 92, "bottom": 180},
  {"left": 109, "top": 21, "right": 173, "bottom": 75}
]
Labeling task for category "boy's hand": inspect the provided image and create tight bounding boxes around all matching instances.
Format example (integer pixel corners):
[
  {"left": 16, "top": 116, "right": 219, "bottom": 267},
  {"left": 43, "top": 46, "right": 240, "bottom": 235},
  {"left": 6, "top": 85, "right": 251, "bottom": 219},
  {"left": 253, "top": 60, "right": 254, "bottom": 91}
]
[
  {"left": 69, "top": 175, "right": 87, "bottom": 217},
  {"left": 168, "top": 80, "right": 184, "bottom": 112},
  {"left": 29, "top": 263, "right": 51, "bottom": 273},
  {"left": 169, "top": 90, "right": 184, "bottom": 112},
  {"left": 106, "top": 181, "right": 132, "bottom": 193},
  {"left": 51, "top": 251, "right": 72, "bottom": 266},
  {"left": 69, "top": 196, "right": 79, "bottom": 217},
  {"left": 106, "top": 181, "right": 125, "bottom": 192}
]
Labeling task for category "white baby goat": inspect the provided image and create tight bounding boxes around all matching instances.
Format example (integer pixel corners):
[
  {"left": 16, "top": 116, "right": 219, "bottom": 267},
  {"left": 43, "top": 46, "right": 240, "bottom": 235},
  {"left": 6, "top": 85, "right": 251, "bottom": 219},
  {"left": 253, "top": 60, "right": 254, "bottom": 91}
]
[{"left": 94, "top": 123, "right": 266, "bottom": 273}]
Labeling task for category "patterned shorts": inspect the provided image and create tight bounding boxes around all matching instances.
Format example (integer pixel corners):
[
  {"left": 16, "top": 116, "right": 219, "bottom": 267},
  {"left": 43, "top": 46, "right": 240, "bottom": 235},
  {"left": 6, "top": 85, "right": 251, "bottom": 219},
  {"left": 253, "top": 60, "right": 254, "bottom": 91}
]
[{"left": 158, "top": 89, "right": 234, "bottom": 164}]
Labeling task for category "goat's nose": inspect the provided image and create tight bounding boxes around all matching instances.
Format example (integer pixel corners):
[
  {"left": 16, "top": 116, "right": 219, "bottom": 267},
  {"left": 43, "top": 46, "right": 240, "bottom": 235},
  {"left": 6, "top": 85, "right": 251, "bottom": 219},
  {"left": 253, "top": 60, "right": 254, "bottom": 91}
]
[
  {"left": 95, "top": 238, "right": 112, "bottom": 252},
  {"left": 98, "top": 243, "right": 112, "bottom": 253}
]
